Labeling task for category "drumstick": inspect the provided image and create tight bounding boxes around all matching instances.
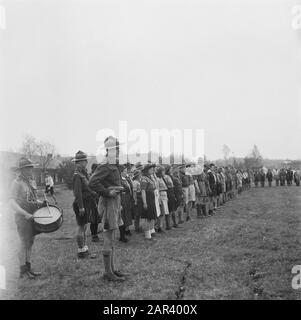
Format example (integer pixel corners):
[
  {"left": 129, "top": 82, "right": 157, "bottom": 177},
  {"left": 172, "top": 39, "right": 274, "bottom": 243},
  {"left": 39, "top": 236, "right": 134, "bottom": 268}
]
[{"left": 43, "top": 193, "right": 53, "bottom": 217}]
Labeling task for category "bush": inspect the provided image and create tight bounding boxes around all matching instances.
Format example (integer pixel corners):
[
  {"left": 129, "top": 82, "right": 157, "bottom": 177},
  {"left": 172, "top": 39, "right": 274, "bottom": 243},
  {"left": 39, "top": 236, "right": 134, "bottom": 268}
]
[{"left": 57, "top": 160, "right": 75, "bottom": 189}]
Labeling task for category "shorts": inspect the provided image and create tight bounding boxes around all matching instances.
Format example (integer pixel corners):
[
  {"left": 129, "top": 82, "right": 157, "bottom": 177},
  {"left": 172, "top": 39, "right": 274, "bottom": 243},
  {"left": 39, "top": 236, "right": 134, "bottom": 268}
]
[
  {"left": 73, "top": 201, "right": 90, "bottom": 226},
  {"left": 15, "top": 216, "right": 37, "bottom": 248},
  {"left": 45, "top": 185, "right": 54, "bottom": 196},
  {"left": 98, "top": 194, "right": 123, "bottom": 231}
]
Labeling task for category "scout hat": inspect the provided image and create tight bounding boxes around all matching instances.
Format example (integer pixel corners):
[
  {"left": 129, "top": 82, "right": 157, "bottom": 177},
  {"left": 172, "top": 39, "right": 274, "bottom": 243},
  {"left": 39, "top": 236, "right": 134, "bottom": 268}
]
[
  {"left": 18, "top": 157, "right": 36, "bottom": 169},
  {"left": 133, "top": 169, "right": 141, "bottom": 179},
  {"left": 135, "top": 162, "right": 144, "bottom": 171},
  {"left": 141, "top": 163, "right": 156, "bottom": 173},
  {"left": 72, "top": 151, "right": 88, "bottom": 162}
]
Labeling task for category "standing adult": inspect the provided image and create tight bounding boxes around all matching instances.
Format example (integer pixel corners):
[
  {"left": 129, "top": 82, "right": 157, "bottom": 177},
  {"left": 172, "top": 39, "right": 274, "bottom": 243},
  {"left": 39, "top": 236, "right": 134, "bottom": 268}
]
[
  {"left": 9, "top": 157, "right": 43, "bottom": 279},
  {"left": 89, "top": 136, "right": 128, "bottom": 282}
]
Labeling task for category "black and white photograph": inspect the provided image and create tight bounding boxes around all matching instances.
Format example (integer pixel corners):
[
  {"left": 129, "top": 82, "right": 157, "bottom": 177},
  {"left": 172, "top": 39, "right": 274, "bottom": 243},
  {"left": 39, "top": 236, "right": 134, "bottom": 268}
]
[{"left": 0, "top": 0, "right": 301, "bottom": 305}]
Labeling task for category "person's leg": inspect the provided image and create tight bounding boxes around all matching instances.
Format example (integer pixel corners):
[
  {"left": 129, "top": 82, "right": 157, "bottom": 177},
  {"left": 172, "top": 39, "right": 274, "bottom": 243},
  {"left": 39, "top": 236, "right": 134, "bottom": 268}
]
[
  {"left": 18, "top": 239, "right": 35, "bottom": 279},
  {"left": 119, "top": 224, "right": 128, "bottom": 242},
  {"left": 103, "top": 230, "right": 124, "bottom": 281},
  {"left": 77, "top": 225, "right": 88, "bottom": 258},
  {"left": 171, "top": 211, "right": 179, "bottom": 227}
]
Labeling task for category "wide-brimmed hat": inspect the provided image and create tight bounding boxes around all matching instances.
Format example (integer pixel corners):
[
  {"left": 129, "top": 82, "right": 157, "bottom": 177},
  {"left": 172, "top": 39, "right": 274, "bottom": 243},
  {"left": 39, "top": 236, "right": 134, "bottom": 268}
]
[
  {"left": 72, "top": 151, "right": 88, "bottom": 162},
  {"left": 18, "top": 157, "right": 36, "bottom": 169},
  {"left": 132, "top": 169, "right": 141, "bottom": 179},
  {"left": 135, "top": 162, "right": 144, "bottom": 171},
  {"left": 142, "top": 163, "right": 156, "bottom": 173}
]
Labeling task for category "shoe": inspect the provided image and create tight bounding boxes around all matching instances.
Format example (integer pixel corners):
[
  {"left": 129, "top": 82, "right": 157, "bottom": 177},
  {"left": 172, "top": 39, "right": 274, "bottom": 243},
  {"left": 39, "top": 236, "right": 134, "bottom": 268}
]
[
  {"left": 186, "top": 216, "right": 191, "bottom": 222},
  {"left": 19, "top": 265, "right": 36, "bottom": 279},
  {"left": 103, "top": 273, "right": 125, "bottom": 282},
  {"left": 125, "top": 230, "right": 132, "bottom": 236},
  {"left": 26, "top": 262, "right": 41, "bottom": 277},
  {"left": 157, "top": 228, "right": 165, "bottom": 233},
  {"left": 77, "top": 251, "right": 89, "bottom": 259},
  {"left": 114, "top": 270, "right": 130, "bottom": 278},
  {"left": 119, "top": 237, "right": 129, "bottom": 243}
]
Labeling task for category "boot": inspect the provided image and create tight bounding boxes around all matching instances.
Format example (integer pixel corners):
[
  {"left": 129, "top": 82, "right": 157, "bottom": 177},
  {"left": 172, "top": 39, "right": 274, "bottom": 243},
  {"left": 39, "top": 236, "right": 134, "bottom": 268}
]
[
  {"left": 19, "top": 265, "right": 35, "bottom": 279},
  {"left": 102, "top": 250, "right": 125, "bottom": 282},
  {"left": 119, "top": 226, "right": 128, "bottom": 243},
  {"left": 26, "top": 262, "right": 41, "bottom": 277},
  {"left": 165, "top": 215, "right": 171, "bottom": 230},
  {"left": 111, "top": 247, "right": 129, "bottom": 278}
]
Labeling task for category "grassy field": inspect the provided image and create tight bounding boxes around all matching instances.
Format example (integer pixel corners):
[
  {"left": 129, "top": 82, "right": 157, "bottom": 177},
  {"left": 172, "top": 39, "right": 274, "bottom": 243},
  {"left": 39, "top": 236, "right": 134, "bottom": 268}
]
[{"left": 0, "top": 184, "right": 301, "bottom": 300}]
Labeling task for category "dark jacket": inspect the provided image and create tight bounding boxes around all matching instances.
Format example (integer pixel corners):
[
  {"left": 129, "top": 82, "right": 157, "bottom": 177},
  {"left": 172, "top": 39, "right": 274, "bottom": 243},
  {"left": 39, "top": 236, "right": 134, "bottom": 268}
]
[{"left": 88, "top": 163, "right": 121, "bottom": 198}]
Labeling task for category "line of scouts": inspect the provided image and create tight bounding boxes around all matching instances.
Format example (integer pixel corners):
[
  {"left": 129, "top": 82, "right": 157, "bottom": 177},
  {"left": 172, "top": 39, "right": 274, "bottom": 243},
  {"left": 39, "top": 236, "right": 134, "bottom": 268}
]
[
  {"left": 70, "top": 137, "right": 253, "bottom": 282},
  {"left": 253, "top": 168, "right": 300, "bottom": 187},
  {"left": 11, "top": 135, "right": 277, "bottom": 283}
]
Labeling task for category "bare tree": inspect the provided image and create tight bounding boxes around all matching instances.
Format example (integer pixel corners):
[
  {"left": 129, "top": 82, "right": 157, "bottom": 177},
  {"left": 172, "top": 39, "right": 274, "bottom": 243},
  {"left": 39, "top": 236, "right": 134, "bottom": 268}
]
[
  {"left": 244, "top": 144, "right": 263, "bottom": 169},
  {"left": 20, "top": 135, "right": 56, "bottom": 172},
  {"left": 21, "top": 135, "right": 38, "bottom": 159},
  {"left": 36, "top": 140, "right": 56, "bottom": 172}
]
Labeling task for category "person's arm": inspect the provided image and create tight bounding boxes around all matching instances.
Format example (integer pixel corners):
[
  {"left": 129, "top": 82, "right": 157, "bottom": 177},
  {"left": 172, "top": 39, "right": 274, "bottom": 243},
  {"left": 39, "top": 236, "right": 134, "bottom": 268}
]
[
  {"left": 9, "top": 182, "right": 32, "bottom": 220},
  {"left": 140, "top": 178, "right": 148, "bottom": 209},
  {"left": 9, "top": 199, "right": 33, "bottom": 220},
  {"left": 73, "top": 174, "right": 84, "bottom": 212},
  {"left": 88, "top": 166, "right": 115, "bottom": 198}
]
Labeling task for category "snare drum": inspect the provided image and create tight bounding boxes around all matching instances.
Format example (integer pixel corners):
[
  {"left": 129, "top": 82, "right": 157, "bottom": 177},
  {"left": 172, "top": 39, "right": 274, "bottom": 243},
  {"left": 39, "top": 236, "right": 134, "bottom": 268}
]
[{"left": 33, "top": 204, "right": 63, "bottom": 233}]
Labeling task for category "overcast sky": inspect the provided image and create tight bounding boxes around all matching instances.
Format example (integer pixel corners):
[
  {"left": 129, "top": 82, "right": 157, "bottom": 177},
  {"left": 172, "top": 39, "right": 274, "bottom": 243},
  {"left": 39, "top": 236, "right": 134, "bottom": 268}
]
[{"left": 0, "top": 0, "right": 300, "bottom": 160}]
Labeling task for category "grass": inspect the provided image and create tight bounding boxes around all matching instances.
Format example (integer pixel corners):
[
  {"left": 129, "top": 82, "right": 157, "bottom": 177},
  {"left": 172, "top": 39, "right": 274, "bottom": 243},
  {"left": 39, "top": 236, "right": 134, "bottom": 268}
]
[{"left": 0, "top": 185, "right": 301, "bottom": 300}]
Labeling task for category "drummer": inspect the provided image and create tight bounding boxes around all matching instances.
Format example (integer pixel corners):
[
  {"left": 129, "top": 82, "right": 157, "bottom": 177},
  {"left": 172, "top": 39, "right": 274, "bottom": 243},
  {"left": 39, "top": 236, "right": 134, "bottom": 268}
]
[
  {"left": 9, "top": 157, "right": 43, "bottom": 279},
  {"left": 89, "top": 136, "right": 129, "bottom": 282}
]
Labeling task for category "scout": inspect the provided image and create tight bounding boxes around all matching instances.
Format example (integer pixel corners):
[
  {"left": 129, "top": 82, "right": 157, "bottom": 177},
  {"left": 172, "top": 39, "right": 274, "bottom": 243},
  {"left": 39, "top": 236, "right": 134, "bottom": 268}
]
[
  {"left": 72, "top": 151, "right": 98, "bottom": 258},
  {"left": 89, "top": 136, "right": 129, "bottom": 282},
  {"left": 9, "top": 157, "right": 43, "bottom": 279}
]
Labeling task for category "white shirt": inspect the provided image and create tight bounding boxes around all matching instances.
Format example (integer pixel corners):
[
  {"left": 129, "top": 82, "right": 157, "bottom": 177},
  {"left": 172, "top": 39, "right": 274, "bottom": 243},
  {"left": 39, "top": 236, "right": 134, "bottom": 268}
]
[{"left": 45, "top": 176, "right": 54, "bottom": 187}]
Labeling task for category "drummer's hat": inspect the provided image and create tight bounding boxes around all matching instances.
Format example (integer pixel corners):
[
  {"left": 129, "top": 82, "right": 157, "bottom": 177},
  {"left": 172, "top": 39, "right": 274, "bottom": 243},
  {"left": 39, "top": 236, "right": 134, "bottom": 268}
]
[
  {"left": 18, "top": 157, "right": 36, "bottom": 169},
  {"left": 72, "top": 151, "right": 88, "bottom": 162}
]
